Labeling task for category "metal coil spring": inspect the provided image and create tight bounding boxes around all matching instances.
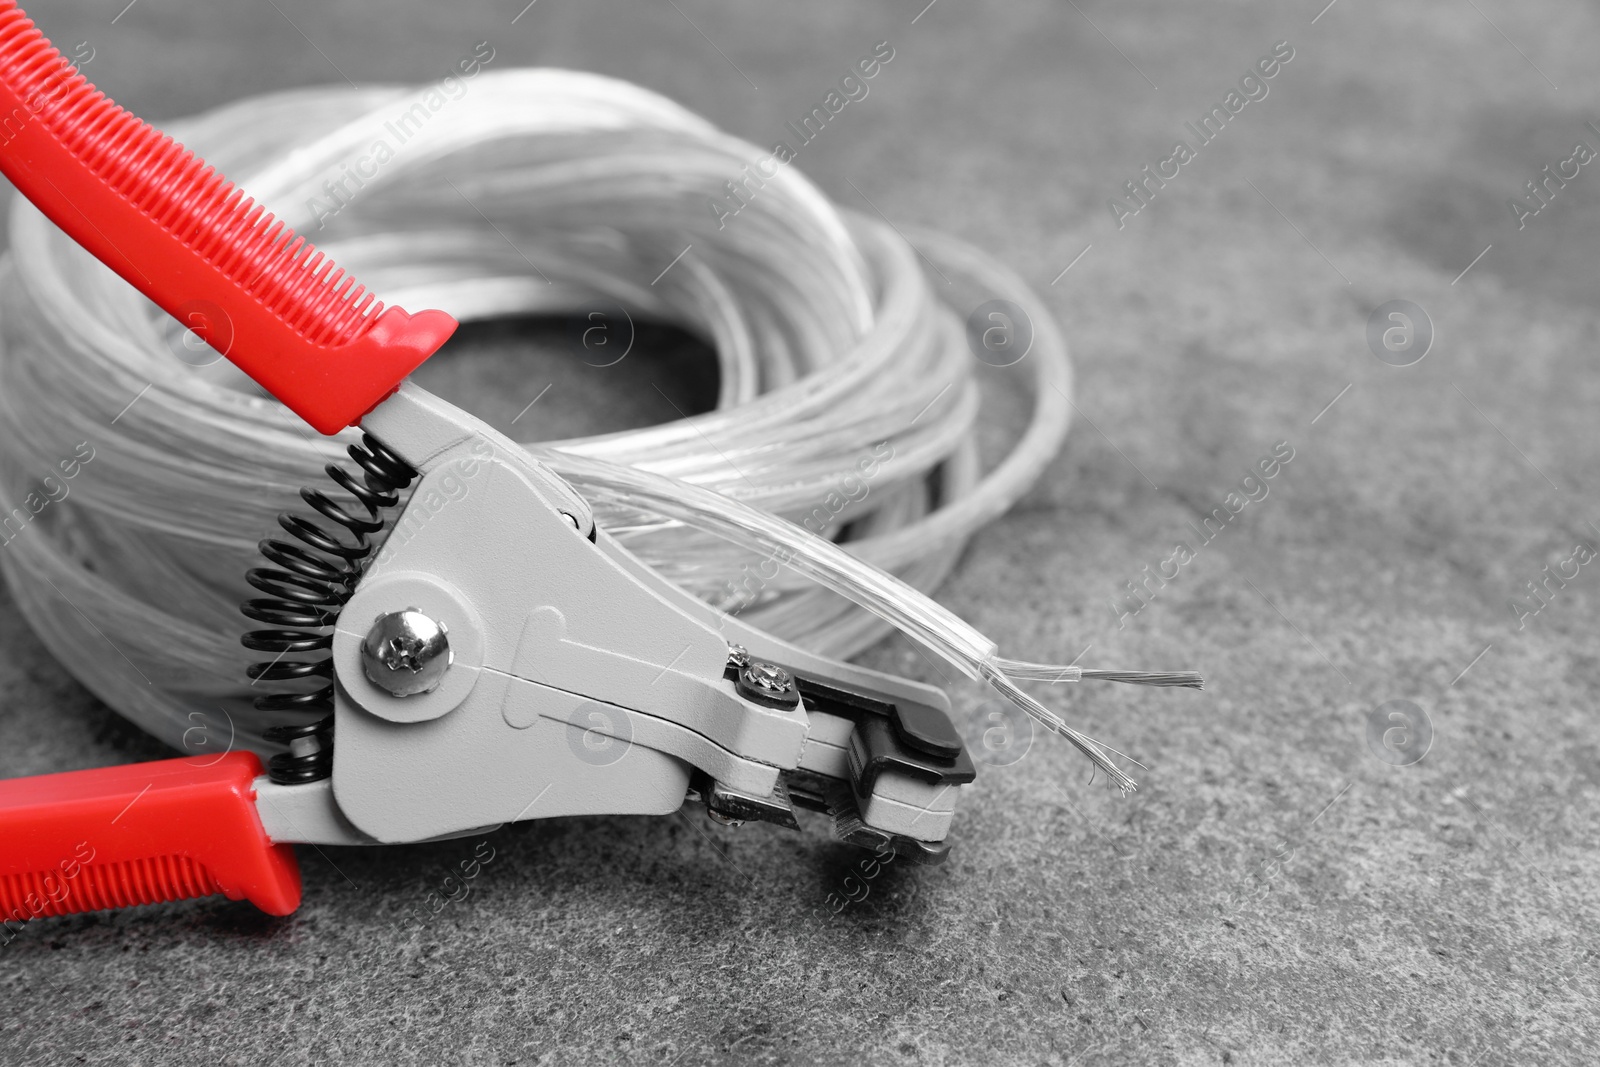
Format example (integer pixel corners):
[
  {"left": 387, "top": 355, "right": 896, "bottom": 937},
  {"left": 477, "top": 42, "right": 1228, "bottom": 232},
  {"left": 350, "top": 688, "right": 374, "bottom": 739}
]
[{"left": 240, "top": 433, "right": 416, "bottom": 784}]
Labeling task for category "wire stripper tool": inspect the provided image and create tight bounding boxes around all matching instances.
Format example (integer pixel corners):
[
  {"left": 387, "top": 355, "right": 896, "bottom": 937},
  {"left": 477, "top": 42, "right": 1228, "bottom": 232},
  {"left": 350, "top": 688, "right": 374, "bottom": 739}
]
[{"left": 0, "top": 2, "right": 978, "bottom": 920}]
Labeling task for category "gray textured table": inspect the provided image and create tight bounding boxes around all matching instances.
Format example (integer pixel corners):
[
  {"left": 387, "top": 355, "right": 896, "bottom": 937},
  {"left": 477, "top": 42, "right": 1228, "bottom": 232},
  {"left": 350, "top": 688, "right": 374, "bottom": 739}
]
[{"left": 2, "top": 1, "right": 1597, "bottom": 1063}]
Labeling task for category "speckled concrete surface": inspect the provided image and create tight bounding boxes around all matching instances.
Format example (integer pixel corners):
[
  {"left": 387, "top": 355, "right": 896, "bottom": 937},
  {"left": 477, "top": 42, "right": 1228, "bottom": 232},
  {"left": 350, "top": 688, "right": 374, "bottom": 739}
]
[{"left": 2, "top": 1, "right": 1598, "bottom": 1064}]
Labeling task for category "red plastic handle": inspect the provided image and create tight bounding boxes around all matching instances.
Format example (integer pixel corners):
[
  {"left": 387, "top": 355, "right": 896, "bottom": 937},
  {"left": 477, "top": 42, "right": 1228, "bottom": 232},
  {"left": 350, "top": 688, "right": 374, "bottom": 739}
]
[
  {"left": 0, "top": 3, "right": 457, "bottom": 434},
  {"left": 0, "top": 751, "right": 301, "bottom": 923}
]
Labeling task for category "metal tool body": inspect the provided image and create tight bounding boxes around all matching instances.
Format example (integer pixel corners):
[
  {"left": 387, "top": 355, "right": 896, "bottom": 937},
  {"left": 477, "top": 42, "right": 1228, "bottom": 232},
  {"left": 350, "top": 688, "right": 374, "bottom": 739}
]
[{"left": 259, "top": 381, "right": 974, "bottom": 860}]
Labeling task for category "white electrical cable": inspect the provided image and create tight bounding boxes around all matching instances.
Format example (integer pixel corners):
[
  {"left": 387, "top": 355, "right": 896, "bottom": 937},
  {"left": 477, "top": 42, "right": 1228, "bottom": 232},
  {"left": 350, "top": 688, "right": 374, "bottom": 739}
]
[{"left": 0, "top": 69, "right": 1193, "bottom": 791}]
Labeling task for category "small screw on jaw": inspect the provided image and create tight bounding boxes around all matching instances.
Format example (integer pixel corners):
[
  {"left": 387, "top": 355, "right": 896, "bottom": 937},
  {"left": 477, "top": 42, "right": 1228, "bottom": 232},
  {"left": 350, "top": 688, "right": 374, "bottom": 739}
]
[
  {"left": 741, "top": 661, "right": 793, "bottom": 696},
  {"left": 728, "top": 647, "right": 800, "bottom": 709}
]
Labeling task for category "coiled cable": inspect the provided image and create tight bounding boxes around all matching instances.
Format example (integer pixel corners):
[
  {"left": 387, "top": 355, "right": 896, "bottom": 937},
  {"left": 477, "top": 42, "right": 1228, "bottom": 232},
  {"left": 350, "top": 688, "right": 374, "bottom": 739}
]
[{"left": 0, "top": 68, "right": 1189, "bottom": 791}]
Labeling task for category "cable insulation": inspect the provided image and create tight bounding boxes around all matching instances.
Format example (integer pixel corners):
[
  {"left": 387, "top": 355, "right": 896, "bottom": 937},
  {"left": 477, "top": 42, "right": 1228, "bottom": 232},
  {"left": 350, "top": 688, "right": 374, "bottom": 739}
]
[{"left": 0, "top": 69, "right": 1157, "bottom": 790}]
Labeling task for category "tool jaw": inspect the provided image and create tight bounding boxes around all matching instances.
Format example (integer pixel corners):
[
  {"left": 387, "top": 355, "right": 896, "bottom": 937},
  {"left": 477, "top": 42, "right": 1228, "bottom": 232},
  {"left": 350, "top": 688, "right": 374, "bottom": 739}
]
[{"left": 595, "top": 538, "right": 975, "bottom": 847}]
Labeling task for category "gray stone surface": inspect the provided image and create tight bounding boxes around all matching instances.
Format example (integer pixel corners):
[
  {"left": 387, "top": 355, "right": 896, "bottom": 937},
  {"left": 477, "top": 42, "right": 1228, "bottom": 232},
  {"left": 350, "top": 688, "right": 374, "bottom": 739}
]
[{"left": 2, "top": 1, "right": 1597, "bottom": 1063}]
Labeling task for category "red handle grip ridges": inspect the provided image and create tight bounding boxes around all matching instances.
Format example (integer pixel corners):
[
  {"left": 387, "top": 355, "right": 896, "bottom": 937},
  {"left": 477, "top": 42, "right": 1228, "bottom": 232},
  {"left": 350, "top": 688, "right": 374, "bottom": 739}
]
[
  {"left": 0, "top": 2, "right": 458, "bottom": 433},
  {"left": 3, "top": 853, "right": 222, "bottom": 918},
  {"left": 0, "top": 751, "right": 301, "bottom": 924}
]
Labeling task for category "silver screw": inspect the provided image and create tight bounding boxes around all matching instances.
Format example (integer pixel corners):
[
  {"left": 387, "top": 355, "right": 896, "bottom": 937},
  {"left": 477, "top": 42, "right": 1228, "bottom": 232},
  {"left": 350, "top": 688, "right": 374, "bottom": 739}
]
[
  {"left": 727, "top": 644, "right": 751, "bottom": 669},
  {"left": 361, "top": 608, "right": 453, "bottom": 697},
  {"left": 740, "top": 661, "right": 792, "bottom": 696}
]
